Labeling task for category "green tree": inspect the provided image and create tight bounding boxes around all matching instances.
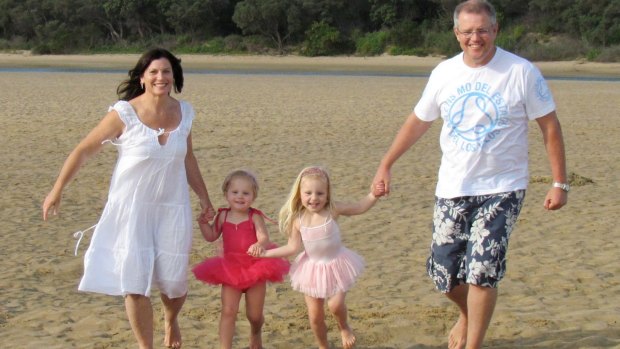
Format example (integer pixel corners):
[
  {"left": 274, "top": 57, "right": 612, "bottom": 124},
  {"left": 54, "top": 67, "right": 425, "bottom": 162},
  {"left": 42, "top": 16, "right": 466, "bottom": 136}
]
[
  {"left": 369, "top": 0, "right": 438, "bottom": 29},
  {"left": 300, "top": 0, "right": 371, "bottom": 39},
  {"left": 165, "top": 0, "right": 230, "bottom": 37},
  {"left": 302, "top": 20, "right": 343, "bottom": 56},
  {"left": 602, "top": 0, "right": 620, "bottom": 45},
  {"left": 232, "top": 0, "right": 304, "bottom": 53}
]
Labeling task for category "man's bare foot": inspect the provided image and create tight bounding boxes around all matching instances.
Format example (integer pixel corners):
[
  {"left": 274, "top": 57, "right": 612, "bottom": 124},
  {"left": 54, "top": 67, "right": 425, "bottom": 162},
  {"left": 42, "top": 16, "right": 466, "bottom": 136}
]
[
  {"left": 164, "top": 319, "right": 182, "bottom": 349},
  {"left": 340, "top": 325, "right": 356, "bottom": 349},
  {"left": 448, "top": 316, "right": 467, "bottom": 349},
  {"left": 249, "top": 331, "right": 263, "bottom": 349}
]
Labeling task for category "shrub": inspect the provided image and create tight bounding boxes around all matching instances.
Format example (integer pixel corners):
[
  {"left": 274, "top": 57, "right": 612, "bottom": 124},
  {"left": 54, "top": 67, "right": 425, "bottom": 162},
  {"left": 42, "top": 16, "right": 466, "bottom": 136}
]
[
  {"left": 594, "top": 45, "right": 620, "bottom": 62},
  {"left": 423, "top": 30, "right": 460, "bottom": 57},
  {"left": 242, "top": 35, "right": 275, "bottom": 54},
  {"left": 356, "top": 31, "right": 389, "bottom": 56},
  {"left": 388, "top": 46, "right": 429, "bottom": 56},
  {"left": 224, "top": 34, "right": 245, "bottom": 52},
  {"left": 301, "top": 21, "right": 341, "bottom": 57},
  {"left": 33, "top": 20, "right": 73, "bottom": 54},
  {"left": 201, "top": 37, "right": 226, "bottom": 53},
  {"left": 496, "top": 24, "right": 526, "bottom": 52},
  {"left": 388, "top": 20, "right": 424, "bottom": 49},
  {"left": 516, "top": 34, "right": 587, "bottom": 61}
]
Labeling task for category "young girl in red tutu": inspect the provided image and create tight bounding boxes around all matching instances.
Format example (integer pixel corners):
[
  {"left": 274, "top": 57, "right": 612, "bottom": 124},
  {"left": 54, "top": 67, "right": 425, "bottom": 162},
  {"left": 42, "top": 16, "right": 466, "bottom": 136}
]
[
  {"left": 250, "top": 166, "right": 384, "bottom": 349},
  {"left": 193, "top": 169, "right": 289, "bottom": 349}
]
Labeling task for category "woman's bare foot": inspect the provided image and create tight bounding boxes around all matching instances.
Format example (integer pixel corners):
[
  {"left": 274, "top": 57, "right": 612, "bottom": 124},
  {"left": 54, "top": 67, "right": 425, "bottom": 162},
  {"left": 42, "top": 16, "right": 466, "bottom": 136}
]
[
  {"left": 164, "top": 319, "right": 182, "bottom": 349},
  {"left": 448, "top": 316, "right": 467, "bottom": 349},
  {"left": 249, "top": 331, "right": 263, "bottom": 349},
  {"left": 340, "top": 325, "right": 356, "bottom": 349}
]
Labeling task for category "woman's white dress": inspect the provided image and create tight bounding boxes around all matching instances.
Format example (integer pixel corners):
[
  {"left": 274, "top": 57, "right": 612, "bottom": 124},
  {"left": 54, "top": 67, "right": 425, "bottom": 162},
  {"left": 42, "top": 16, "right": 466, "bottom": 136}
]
[{"left": 78, "top": 100, "right": 195, "bottom": 298}]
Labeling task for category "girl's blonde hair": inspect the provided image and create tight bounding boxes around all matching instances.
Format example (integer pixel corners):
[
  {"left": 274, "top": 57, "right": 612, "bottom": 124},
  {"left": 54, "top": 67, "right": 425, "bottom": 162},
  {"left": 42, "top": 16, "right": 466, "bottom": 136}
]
[
  {"left": 221, "top": 169, "right": 259, "bottom": 198},
  {"left": 279, "top": 166, "right": 335, "bottom": 236}
]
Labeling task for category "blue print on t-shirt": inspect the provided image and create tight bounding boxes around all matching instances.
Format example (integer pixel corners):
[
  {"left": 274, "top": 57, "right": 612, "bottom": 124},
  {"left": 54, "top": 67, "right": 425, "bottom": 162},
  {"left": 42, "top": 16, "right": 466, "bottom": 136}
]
[
  {"left": 448, "top": 92, "right": 498, "bottom": 142},
  {"left": 444, "top": 81, "right": 508, "bottom": 152},
  {"left": 535, "top": 76, "right": 551, "bottom": 102}
]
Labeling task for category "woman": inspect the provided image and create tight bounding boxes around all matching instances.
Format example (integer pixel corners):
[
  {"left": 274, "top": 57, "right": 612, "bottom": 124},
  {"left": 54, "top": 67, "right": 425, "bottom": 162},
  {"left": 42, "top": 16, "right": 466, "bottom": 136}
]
[{"left": 42, "top": 48, "right": 214, "bottom": 349}]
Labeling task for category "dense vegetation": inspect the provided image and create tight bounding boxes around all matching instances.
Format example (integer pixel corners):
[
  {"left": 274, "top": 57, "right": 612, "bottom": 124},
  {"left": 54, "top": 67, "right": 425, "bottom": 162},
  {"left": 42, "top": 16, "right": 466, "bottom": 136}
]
[{"left": 1, "top": 0, "right": 619, "bottom": 62}]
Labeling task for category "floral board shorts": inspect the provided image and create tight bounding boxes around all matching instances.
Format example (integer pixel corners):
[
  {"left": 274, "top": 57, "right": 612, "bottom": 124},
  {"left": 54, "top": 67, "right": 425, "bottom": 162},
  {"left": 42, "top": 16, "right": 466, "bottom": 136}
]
[{"left": 426, "top": 190, "right": 525, "bottom": 293}]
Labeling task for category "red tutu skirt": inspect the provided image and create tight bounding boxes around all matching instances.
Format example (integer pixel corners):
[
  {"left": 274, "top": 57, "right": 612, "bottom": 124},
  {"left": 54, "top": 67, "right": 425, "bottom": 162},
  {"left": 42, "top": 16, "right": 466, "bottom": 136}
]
[{"left": 193, "top": 250, "right": 290, "bottom": 290}]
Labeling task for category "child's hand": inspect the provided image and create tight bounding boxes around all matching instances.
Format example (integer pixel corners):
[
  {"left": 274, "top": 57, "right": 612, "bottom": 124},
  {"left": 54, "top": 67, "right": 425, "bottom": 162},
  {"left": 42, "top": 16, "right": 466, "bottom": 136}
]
[
  {"left": 203, "top": 206, "right": 216, "bottom": 221},
  {"left": 197, "top": 205, "right": 217, "bottom": 224},
  {"left": 247, "top": 243, "right": 265, "bottom": 257},
  {"left": 197, "top": 212, "right": 210, "bottom": 224},
  {"left": 372, "top": 181, "right": 386, "bottom": 198}
]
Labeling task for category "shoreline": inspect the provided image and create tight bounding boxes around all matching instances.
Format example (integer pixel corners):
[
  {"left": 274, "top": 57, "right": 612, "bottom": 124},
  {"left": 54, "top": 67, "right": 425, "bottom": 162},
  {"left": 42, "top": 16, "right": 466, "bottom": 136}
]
[{"left": 1, "top": 52, "right": 619, "bottom": 78}]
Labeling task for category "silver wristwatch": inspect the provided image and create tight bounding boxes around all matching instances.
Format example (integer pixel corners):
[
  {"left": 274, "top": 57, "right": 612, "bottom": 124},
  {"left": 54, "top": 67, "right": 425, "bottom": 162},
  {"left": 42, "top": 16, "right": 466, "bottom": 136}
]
[{"left": 552, "top": 182, "right": 570, "bottom": 192}]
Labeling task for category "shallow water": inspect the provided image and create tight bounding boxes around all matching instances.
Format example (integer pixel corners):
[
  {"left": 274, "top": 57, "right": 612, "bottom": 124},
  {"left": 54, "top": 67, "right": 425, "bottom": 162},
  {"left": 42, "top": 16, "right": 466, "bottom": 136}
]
[{"left": 2, "top": 66, "right": 619, "bottom": 81}]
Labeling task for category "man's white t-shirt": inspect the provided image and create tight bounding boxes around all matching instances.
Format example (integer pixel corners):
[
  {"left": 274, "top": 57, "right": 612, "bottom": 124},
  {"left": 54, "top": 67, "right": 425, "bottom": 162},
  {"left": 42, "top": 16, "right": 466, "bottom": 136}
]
[{"left": 414, "top": 47, "right": 556, "bottom": 198}]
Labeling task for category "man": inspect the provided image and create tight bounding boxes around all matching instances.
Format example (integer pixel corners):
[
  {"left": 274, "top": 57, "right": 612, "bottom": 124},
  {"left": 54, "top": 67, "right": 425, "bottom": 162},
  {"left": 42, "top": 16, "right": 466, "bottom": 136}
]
[{"left": 372, "top": 1, "right": 568, "bottom": 348}]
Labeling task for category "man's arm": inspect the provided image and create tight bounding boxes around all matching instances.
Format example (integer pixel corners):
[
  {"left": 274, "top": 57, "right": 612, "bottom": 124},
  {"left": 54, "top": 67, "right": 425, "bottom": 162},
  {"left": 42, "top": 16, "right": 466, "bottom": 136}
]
[
  {"left": 373, "top": 112, "right": 433, "bottom": 194},
  {"left": 536, "top": 111, "right": 568, "bottom": 210}
]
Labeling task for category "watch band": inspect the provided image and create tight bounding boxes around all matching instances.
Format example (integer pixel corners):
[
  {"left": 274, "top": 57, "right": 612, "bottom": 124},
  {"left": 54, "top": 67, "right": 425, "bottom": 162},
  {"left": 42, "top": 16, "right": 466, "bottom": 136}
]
[{"left": 552, "top": 182, "right": 570, "bottom": 192}]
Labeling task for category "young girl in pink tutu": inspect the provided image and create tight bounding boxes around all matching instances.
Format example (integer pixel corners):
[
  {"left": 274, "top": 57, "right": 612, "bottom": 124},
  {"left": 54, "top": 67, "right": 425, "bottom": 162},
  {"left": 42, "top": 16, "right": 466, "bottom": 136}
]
[
  {"left": 251, "top": 166, "right": 384, "bottom": 349},
  {"left": 193, "top": 169, "right": 289, "bottom": 349}
]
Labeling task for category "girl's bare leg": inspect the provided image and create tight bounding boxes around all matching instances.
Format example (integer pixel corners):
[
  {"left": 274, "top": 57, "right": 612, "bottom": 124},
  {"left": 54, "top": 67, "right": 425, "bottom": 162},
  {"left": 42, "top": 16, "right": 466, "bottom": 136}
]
[
  {"left": 161, "top": 293, "right": 186, "bottom": 349},
  {"left": 220, "top": 285, "right": 243, "bottom": 349},
  {"left": 125, "top": 294, "right": 154, "bottom": 349},
  {"left": 328, "top": 292, "right": 356, "bottom": 349},
  {"left": 304, "top": 295, "right": 329, "bottom": 349},
  {"left": 245, "top": 282, "right": 266, "bottom": 349}
]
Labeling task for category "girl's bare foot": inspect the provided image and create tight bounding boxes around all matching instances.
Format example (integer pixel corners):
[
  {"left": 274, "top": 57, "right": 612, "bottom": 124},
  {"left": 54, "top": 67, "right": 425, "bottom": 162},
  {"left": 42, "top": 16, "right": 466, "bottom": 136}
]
[
  {"left": 164, "top": 319, "right": 182, "bottom": 349},
  {"left": 448, "top": 316, "right": 467, "bottom": 349},
  {"left": 340, "top": 325, "right": 356, "bottom": 349}
]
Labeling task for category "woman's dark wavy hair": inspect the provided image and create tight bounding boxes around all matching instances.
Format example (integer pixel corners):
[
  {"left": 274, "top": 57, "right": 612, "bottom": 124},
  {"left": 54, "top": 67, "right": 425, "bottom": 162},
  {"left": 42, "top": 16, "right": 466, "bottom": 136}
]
[{"left": 116, "top": 48, "right": 184, "bottom": 101}]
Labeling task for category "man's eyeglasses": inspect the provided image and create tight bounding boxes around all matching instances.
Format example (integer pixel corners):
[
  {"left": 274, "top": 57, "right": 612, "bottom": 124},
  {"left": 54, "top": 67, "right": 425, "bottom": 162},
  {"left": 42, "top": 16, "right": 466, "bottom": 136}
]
[{"left": 456, "top": 27, "right": 492, "bottom": 38}]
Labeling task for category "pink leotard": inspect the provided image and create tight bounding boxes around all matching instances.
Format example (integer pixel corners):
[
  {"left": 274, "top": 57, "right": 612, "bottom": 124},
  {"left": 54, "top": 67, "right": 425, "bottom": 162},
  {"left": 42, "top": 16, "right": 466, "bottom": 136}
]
[{"left": 289, "top": 213, "right": 364, "bottom": 298}]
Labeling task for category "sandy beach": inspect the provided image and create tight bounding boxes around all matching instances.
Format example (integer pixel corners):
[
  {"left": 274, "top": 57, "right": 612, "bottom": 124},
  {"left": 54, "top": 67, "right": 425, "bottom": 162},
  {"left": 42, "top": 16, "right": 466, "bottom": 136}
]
[{"left": 1, "top": 53, "right": 619, "bottom": 348}]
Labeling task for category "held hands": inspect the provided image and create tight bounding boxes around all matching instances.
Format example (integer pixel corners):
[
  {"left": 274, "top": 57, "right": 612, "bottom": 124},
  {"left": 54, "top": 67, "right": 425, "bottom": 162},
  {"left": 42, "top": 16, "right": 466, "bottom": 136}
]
[
  {"left": 372, "top": 166, "right": 391, "bottom": 196},
  {"left": 247, "top": 243, "right": 265, "bottom": 257},
  {"left": 372, "top": 181, "right": 386, "bottom": 198},
  {"left": 197, "top": 200, "right": 216, "bottom": 224}
]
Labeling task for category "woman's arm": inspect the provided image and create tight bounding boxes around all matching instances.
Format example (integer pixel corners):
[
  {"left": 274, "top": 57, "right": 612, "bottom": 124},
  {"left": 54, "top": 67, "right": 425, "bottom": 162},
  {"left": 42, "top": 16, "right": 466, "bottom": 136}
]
[
  {"left": 373, "top": 113, "right": 433, "bottom": 195},
  {"left": 185, "top": 132, "right": 215, "bottom": 220},
  {"left": 42, "top": 110, "right": 124, "bottom": 220}
]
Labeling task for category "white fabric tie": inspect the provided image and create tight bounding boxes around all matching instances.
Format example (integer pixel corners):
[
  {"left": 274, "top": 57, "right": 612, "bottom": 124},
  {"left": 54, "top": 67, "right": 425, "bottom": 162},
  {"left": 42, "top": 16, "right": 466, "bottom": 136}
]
[{"left": 73, "top": 224, "right": 97, "bottom": 256}]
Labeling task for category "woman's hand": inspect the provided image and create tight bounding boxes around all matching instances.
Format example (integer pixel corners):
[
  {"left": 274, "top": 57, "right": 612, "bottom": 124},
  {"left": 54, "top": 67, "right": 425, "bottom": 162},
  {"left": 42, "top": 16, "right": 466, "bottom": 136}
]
[
  {"left": 199, "top": 199, "right": 216, "bottom": 222},
  {"left": 42, "top": 189, "right": 62, "bottom": 221}
]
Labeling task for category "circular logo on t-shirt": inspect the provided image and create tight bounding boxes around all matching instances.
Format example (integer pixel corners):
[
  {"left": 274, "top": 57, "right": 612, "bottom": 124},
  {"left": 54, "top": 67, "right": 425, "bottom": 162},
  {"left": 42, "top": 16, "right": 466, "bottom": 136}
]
[
  {"left": 535, "top": 76, "right": 552, "bottom": 102},
  {"left": 448, "top": 92, "right": 500, "bottom": 142},
  {"left": 441, "top": 81, "right": 508, "bottom": 153}
]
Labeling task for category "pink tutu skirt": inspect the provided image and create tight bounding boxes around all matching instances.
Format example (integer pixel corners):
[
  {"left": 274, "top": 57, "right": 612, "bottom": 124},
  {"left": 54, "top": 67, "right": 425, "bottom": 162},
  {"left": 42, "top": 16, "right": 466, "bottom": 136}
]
[{"left": 289, "top": 247, "right": 364, "bottom": 298}]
